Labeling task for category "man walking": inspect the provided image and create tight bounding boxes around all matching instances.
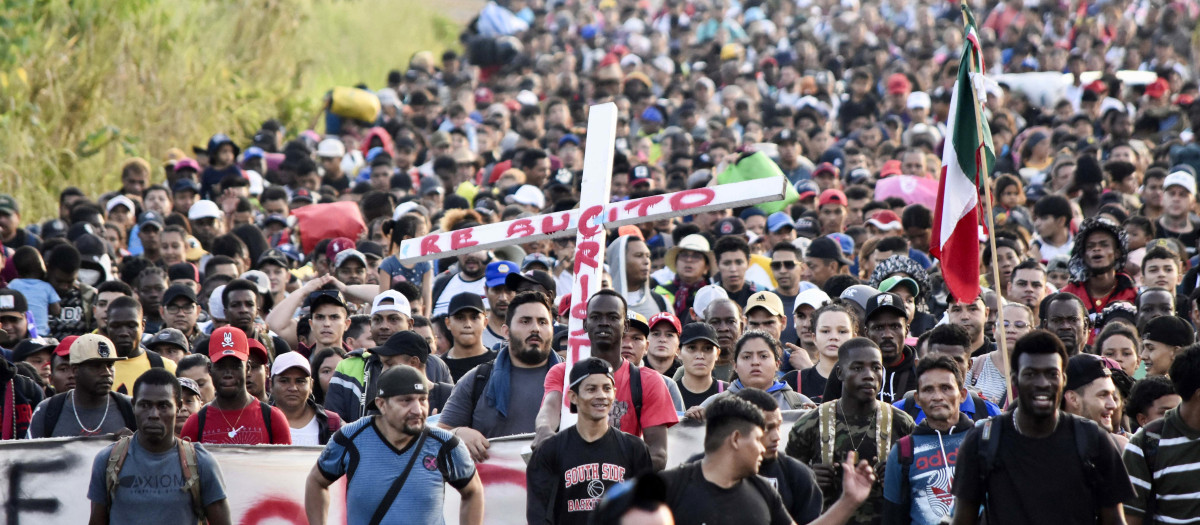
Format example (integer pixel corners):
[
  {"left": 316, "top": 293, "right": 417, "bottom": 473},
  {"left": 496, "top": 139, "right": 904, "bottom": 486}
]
[
  {"left": 29, "top": 334, "right": 136, "bottom": 438},
  {"left": 526, "top": 358, "right": 653, "bottom": 524},
  {"left": 305, "top": 365, "right": 484, "bottom": 525}
]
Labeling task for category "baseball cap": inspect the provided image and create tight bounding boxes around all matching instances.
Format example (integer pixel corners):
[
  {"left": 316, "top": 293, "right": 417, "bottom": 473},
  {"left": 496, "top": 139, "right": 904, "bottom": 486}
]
[
  {"left": 326, "top": 237, "right": 356, "bottom": 261},
  {"left": 248, "top": 338, "right": 270, "bottom": 365},
  {"left": 865, "top": 292, "right": 908, "bottom": 320},
  {"left": 308, "top": 289, "right": 348, "bottom": 312},
  {"left": 162, "top": 284, "right": 199, "bottom": 308},
  {"left": 376, "top": 365, "right": 430, "bottom": 398},
  {"left": 594, "top": 473, "right": 669, "bottom": 525},
  {"left": 173, "top": 160, "right": 201, "bottom": 175},
  {"left": 794, "top": 216, "right": 820, "bottom": 238},
  {"left": 794, "top": 288, "right": 831, "bottom": 312},
  {"left": 796, "top": 180, "right": 820, "bottom": 200},
  {"left": 1164, "top": 170, "right": 1196, "bottom": 195},
  {"left": 841, "top": 285, "right": 881, "bottom": 309},
  {"left": 0, "top": 194, "right": 19, "bottom": 215},
  {"left": 271, "top": 351, "right": 312, "bottom": 377},
  {"left": 149, "top": 328, "right": 190, "bottom": 354},
  {"left": 209, "top": 326, "right": 249, "bottom": 363},
  {"left": 334, "top": 249, "right": 368, "bottom": 269},
  {"left": 692, "top": 284, "right": 728, "bottom": 318},
  {"left": 505, "top": 270, "right": 557, "bottom": 296},
  {"left": 879, "top": 276, "right": 919, "bottom": 296},
  {"left": 866, "top": 210, "right": 903, "bottom": 231},
  {"left": 907, "top": 91, "right": 931, "bottom": 110},
  {"left": 627, "top": 312, "right": 650, "bottom": 336},
  {"left": 168, "top": 262, "right": 200, "bottom": 283},
  {"left": 54, "top": 335, "right": 80, "bottom": 358},
  {"left": 772, "top": 129, "right": 798, "bottom": 144},
  {"left": 448, "top": 292, "right": 486, "bottom": 316},
  {"left": 558, "top": 134, "right": 581, "bottom": 147},
  {"left": 69, "top": 334, "right": 127, "bottom": 365},
  {"left": 357, "top": 241, "right": 384, "bottom": 261},
  {"left": 648, "top": 312, "right": 681, "bottom": 334},
  {"left": 178, "top": 377, "right": 202, "bottom": 397},
  {"left": 0, "top": 289, "right": 29, "bottom": 314},
  {"left": 1142, "top": 315, "right": 1194, "bottom": 347},
  {"left": 745, "top": 291, "right": 785, "bottom": 317},
  {"left": 371, "top": 290, "right": 412, "bottom": 317},
  {"left": 290, "top": 188, "right": 315, "bottom": 203},
  {"left": 507, "top": 184, "right": 546, "bottom": 209},
  {"left": 106, "top": 195, "right": 136, "bottom": 214},
  {"left": 521, "top": 254, "right": 556, "bottom": 272},
  {"left": 137, "top": 211, "right": 165, "bottom": 230},
  {"left": 568, "top": 357, "right": 615, "bottom": 393},
  {"left": 812, "top": 162, "right": 839, "bottom": 179},
  {"left": 806, "top": 237, "right": 851, "bottom": 265},
  {"left": 1065, "top": 354, "right": 1112, "bottom": 392},
  {"left": 13, "top": 338, "right": 56, "bottom": 362},
  {"left": 317, "top": 138, "right": 346, "bottom": 158},
  {"left": 887, "top": 73, "right": 912, "bottom": 95},
  {"left": 256, "top": 249, "right": 291, "bottom": 270},
  {"left": 818, "top": 189, "right": 848, "bottom": 207},
  {"left": 714, "top": 217, "right": 746, "bottom": 237},
  {"left": 374, "top": 331, "right": 431, "bottom": 362},
  {"left": 680, "top": 322, "right": 720, "bottom": 346},
  {"left": 827, "top": 232, "right": 854, "bottom": 257},
  {"left": 767, "top": 212, "right": 795, "bottom": 233},
  {"left": 187, "top": 200, "right": 223, "bottom": 220},
  {"left": 486, "top": 260, "right": 519, "bottom": 287}
]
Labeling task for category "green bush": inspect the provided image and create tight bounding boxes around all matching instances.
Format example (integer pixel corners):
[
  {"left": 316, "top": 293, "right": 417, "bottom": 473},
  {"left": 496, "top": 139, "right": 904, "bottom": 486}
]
[{"left": 0, "top": 0, "right": 459, "bottom": 222}]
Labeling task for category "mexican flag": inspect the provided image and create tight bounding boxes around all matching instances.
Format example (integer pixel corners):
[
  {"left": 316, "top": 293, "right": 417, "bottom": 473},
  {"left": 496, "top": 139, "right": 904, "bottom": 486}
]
[{"left": 931, "top": 4, "right": 994, "bottom": 302}]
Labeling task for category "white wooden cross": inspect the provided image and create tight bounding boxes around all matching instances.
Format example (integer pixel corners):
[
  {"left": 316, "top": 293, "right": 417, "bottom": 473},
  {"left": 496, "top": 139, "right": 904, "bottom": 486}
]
[{"left": 400, "top": 102, "right": 787, "bottom": 426}]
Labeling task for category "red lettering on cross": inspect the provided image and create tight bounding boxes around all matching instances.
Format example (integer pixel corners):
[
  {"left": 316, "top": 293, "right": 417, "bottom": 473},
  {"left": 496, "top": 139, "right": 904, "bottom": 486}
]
[
  {"left": 568, "top": 336, "right": 591, "bottom": 361},
  {"left": 450, "top": 229, "right": 478, "bottom": 250},
  {"left": 542, "top": 213, "right": 570, "bottom": 234},
  {"left": 507, "top": 219, "right": 534, "bottom": 238},
  {"left": 669, "top": 188, "right": 716, "bottom": 211},
  {"left": 623, "top": 195, "right": 663, "bottom": 218},
  {"left": 578, "top": 205, "right": 604, "bottom": 237},
  {"left": 420, "top": 234, "right": 441, "bottom": 256},
  {"left": 573, "top": 241, "right": 601, "bottom": 274}
]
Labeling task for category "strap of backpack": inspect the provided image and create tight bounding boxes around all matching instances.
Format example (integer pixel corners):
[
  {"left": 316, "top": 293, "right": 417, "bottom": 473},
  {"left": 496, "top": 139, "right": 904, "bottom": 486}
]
[
  {"left": 468, "top": 362, "right": 495, "bottom": 427},
  {"left": 902, "top": 391, "right": 921, "bottom": 420},
  {"left": 196, "top": 405, "right": 207, "bottom": 440},
  {"left": 44, "top": 393, "right": 69, "bottom": 438},
  {"left": 628, "top": 363, "right": 643, "bottom": 427},
  {"left": 177, "top": 440, "right": 205, "bottom": 523},
  {"left": 1072, "top": 417, "right": 1099, "bottom": 489},
  {"left": 113, "top": 393, "right": 137, "bottom": 431},
  {"left": 971, "top": 394, "right": 989, "bottom": 422},
  {"left": 819, "top": 403, "right": 836, "bottom": 465},
  {"left": 146, "top": 351, "right": 165, "bottom": 369},
  {"left": 260, "top": 401, "right": 274, "bottom": 444},
  {"left": 899, "top": 435, "right": 914, "bottom": 497},
  {"left": 878, "top": 403, "right": 893, "bottom": 462},
  {"left": 367, "top": 429, "right": 429, "bottom": 525},
  {"left": 105, "top": 435, "right": 135, "bottom": 504}
]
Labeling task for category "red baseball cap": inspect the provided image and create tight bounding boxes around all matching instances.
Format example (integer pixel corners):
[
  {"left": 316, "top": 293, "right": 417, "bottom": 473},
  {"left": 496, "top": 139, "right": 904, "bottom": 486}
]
[
  {"left": 887, "top": 73, "right": 912, "bottom": 95},
  {"left": 880, "top": 159, "right": 903, "bottom": 178},
  {"left": 54, "top": 336, "right": 79, "bottom": 358},
  {"left": 1084, "top": 79, "right": 1108, "bottom": 94},
  {"left": 819, "top": 189, "right": 848, "bottom": 207},
  {"left": 812, "top": 162, "right": 839, "bottom": 178},
  {"left": 326, "top": 237, "right": 356, "bottom": 261},
  {"left": 1146, "top": 78, "right": 1170, "bottom": 99},
  {"left": 618, "top": 225, "right": 645, "bottom": 240},
  {"left": 209, "top": 326, "right": 249, "bottom": 363},
  {"left": 647, "top": 312, "right": 682, "bottom": 334},
  {"left": 247, "top": 338, "right": 270, "bottom": 365},
  {"left": 558, "top": 294, "right": 572, "bottom": 318}
]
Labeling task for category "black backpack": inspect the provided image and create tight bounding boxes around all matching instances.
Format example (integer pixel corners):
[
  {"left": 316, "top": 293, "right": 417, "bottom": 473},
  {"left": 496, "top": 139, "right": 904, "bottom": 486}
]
[
  {"left": 42, "top": 392, "right": 136, "bottom": 437},
  {"left": 195, "top": 401, "right": 274, "bottom": 443},
  {"left": 974, "top": 413, "right": 1103, "bottom": 509}
]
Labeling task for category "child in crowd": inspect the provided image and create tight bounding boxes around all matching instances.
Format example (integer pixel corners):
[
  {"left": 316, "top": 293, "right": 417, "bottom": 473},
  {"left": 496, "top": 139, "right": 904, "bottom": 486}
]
[{"left": 6, "top": 247, "right": 60, "bottom": 337}]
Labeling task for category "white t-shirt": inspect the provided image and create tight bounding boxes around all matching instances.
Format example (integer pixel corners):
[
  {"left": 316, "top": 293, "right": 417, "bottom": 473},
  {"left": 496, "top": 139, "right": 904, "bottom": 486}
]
[
  {"left": 432, "top": 273, "right": 488, "bottom": 317},
  {"left": 290, "top": 416, "right": 321, "bottom": 446}
]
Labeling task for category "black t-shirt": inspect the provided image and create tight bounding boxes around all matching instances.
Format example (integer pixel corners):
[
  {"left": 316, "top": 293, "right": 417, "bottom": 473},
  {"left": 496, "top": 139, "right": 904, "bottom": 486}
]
[
  {"left": 443, "top": 350, "right": 497, "bottom": 383},
  {"left": 953, "top": 412, "right": 1134, "bottom": 525},
  {"left": 1156, "top": 218, "right": 1200, "bottom": 258},
  {"left": 661, "top": 462, "right": 793, "bottom": 525},
  {"left": 759, "top": 455, "right": 824, "bottom": 524},
  {"left": 322, "top": 173, "right": 351, "bottom": 193},
  {"left": 645, "top": 356, "right": 681, "bottom": 379},
  {"left": 798, "top": 367, "right": 828, "bottom": 404},
  {"left": 526, "top": 426, "right": 653, "bottom": 525},
  {"left": 676, "top": 378, "right": 722, "bottom": 409}
]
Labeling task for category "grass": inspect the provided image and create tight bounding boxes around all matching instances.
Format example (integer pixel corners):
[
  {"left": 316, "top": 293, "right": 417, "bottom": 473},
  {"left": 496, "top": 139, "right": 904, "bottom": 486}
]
[{"left": 0, "top": 0, "right": 461, "bottom": 222}]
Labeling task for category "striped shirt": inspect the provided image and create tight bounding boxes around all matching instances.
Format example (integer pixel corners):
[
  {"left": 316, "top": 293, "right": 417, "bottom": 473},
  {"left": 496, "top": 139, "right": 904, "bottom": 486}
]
[{"left": 1122, "top": 406, "right": 1200, "bottom": 523}]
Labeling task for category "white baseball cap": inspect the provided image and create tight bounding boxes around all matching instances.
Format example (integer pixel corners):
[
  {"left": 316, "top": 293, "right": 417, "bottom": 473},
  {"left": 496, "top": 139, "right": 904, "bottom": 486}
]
[
  {"left": 508, "top": 184, "right": 546, "bottom": 209},
  {"left": 271, "top": 351, "right": 311, "bottom": 377},
  {"left": 317, "top": 138, "right": 346, "bottom": 159},
  {"left": 693, "top": 284, "right": 729, "bottom": 317},
  {"left": 106, "top": 195, "right": 136, "bottom": 214},
  {"left": 1164, "top": 171, "right": 1196, "bottom": 195},
  {"left": 209, "top": 285, "right": 227, "bottom": 320},
  {"left": 371, "top": 290, "right": 412, "bottom": 317},
  {"left": 794, "top": 288, "right": 832, "bottom": 312},
  {"left": 188, "top": 200, "right": 223, "bottom": 220},
  {"left": 907, "top": 91, "right": 931, "bottom": 110}
]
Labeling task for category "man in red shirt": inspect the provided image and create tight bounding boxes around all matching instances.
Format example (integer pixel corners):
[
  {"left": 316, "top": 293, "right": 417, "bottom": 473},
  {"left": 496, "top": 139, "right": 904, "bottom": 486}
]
[
  {"left": 1060, "top": 218, "right": 1136, "bottom": 320},
  {"left": 533, "top": 289, "right": 679, "bottom": 471},
  {"left": 181, "top": 326, "right": 291, "bottom": 445}
]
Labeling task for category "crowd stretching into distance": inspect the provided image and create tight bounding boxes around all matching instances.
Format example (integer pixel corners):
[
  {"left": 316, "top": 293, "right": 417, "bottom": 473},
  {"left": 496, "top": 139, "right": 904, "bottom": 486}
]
[{"left": 1, "top": 0, "right": 1200, "bottom": 523}]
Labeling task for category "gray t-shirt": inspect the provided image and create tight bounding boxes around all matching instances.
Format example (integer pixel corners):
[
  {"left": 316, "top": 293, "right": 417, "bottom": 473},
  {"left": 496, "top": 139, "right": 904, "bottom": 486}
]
[
  {"left": 440, "top": 362, "right": 549, "bottom": 438},
  {"left": 28, "top": 392, "right": 133, "bottom": 438},
  {"left": 88, "top": 438, "right": 226, "bottom": 522}
]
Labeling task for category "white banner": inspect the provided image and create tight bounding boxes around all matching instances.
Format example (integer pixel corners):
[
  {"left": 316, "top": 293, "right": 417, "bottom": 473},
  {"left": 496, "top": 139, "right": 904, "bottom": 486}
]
[{"left": 0, "top": 412, "right": 804, "bottom": 524}]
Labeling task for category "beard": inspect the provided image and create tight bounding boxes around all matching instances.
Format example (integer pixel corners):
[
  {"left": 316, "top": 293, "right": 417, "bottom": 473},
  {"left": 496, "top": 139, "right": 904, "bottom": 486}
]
[
  {"left": 510, "top": 336, "right": 551, "bottom": 366},
  {"left": 401, "top": 421, "right": 425, "bottom": 436}
]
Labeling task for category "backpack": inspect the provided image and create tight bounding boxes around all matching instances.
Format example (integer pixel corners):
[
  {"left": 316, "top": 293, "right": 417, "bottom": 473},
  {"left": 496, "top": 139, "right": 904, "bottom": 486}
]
[
  {"left": 106, "top": 435, "right": 204, "bottom": 523},
  {"left": 900, "top": 391, "right": 990, "bottom": 423},
  {"left": 195, "top": 401, "right": 274, "bottom": 443},
  {"left": 43, "top": 392, "right": 136, "bottom": 438},
  {"left": 146, "top": 350, "right": 166, "bottom": 369},
  {"left": 471, "top": 361, "right": 644, "bottom": 428},
  {"left": 974, "top": 413, "right": 1102, "bottom": 511}
]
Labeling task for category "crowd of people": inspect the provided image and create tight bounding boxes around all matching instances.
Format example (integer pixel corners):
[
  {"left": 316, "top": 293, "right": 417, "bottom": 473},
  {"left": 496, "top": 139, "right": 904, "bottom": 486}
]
[{"left": 1, "top": 0, "right": 1200, "bottom": 523}]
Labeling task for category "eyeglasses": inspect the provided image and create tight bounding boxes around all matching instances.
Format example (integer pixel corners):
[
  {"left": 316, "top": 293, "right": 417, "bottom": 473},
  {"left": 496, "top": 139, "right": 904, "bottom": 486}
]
[
  {"left": 166, "top": 304, "right": 196, "bottom": 314},
  {"left": 1002, "top": 320, "right": 1029, "bottom": 329},
  {"left": 770, "top": 261, "right": 797, "bottom": 270}
]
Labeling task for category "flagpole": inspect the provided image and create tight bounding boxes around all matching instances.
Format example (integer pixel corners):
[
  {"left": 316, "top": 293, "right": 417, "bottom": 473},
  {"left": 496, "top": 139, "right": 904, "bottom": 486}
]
[{"left": 962, "top": 4, "right": 1014, "bottom": 407}]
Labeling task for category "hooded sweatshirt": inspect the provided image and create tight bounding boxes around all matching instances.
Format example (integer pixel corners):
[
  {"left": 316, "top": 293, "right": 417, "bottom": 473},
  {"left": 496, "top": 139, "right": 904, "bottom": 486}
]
[
  {"left": 607, "top": 235, "right": 666, "bottom": 319},
  {"left": 0, "top": 358, "right": 44, "bottom": 439},
  {"left": 700, "top": 379, "right": 813, "bottom": 410},
  {"left": 882, "top": 414, "right": 974, "bottom": 525}
]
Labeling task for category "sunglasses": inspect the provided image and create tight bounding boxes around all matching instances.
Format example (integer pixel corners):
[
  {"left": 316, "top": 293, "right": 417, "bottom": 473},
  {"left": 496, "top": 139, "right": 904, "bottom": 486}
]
[{"left": 770, "top": 261, "right": 798, "bottom": 270}]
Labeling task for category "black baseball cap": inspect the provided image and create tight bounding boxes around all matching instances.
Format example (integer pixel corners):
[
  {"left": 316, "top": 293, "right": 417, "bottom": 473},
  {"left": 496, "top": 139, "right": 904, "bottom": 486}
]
[
  {"left": 1142, "top": 315, "right": 1194, "bottom": 347},
  {"left": 162, "top": 284, "right": 198, "bottom": 307},
  {"left": 806, "top": 237, "right": 851, "bottom": 265},
  {"left": 593, "top": 473, "right": 669, "bottom": 525},
  {"left": 13, "top": 338, "right": 55, "bottom": 362},
  {"left": 448, "top": 292, "right": 486, "bottom": 316},
  {"left": 505, "top": 270, "right": 557, "bottom": 297},
  {"left": 308, "top": 289, "right": 348, "bottom": 311},
  {"left": 256, "top": 249, "right": 291, "bottom": 270},
  {"left": 376, "top": 365, "right": 430, "bottom": 398},
  {"left": 1065, "top": 354, "right": 1112, "bottom": 392},
  {"left": 149, "top": 328, "right": 190, "bottom": 354},
  {"left": 0, "top": 289, "right": 29, "bottom": 315},
  {"left": 168, "top": 262, "right": 200, "bottom": 283},
  {"left": 374, "top": 331, "right": 431, "bottom": 363},
  {"left": 568, "top": 357, "right": 615, "bottom": 413},
  {"left": 680, "top": 322, "right": 719, "bottom": 347},
  {"left": 865, "top": 292, "right": 908, "bottom": 320}
]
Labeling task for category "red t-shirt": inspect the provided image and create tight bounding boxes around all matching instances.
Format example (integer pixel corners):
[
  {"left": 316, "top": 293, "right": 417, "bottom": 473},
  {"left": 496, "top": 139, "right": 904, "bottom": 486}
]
[
  {"left": 180, "top": 398, "right": 292, "bottom": 445},
  {"left": 544, "top": 359, "right": 679, "bottom": 436}
]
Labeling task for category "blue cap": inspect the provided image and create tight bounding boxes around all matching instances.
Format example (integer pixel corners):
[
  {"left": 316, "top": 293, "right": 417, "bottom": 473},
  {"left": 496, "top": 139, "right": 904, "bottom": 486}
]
[
  {"left": 172, "top": 178, "right": 201, "bottom": 194},
  {"left": 739, "top": 207, "right": 766, "bottom": 220},
  {"left": 558, "top": 134, "right": 581, "bottom": 147},
  {"left": 795, "top": 179, "right": 820, "bottom": 198},
  {"left": 827, "top": 232, "right": 854, "bottom": 256},
  {"left": 766, "top": 211, "right": 795, "bottom": 233},
  {"left": 640, "top": 107, "right": 664, "bottom": 123},
  {"left": 486, "top": 260, "right": 519, "bottom": 288},
  {"left": 580, "top": 25, "right": 598, "bottom": 39},
  {"left": 244, "top": 146, "right": 265, "bottom": 160},
  {"left": 522, "top": 253, "right": 556, "bottom": 271}
]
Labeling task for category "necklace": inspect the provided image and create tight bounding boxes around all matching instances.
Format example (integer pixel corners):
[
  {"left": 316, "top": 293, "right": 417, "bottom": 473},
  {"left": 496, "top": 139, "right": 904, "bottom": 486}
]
[
  {"left": 217, "top": 401, "right": 248, "bottom": 439},
  {"left": 1013, "top": 407, "right": 1058, "bottom": 437},
  {"left": 72, "top": 390, "right": 110, "bottom": 434},
  {"left": 837, "top": 400, "right": 876, "bottom": 452}
]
